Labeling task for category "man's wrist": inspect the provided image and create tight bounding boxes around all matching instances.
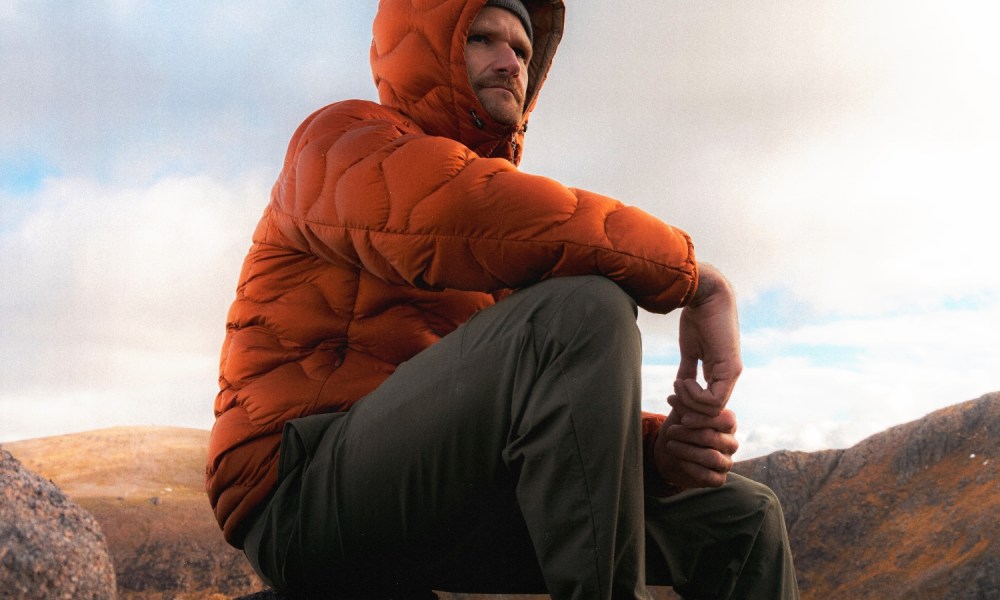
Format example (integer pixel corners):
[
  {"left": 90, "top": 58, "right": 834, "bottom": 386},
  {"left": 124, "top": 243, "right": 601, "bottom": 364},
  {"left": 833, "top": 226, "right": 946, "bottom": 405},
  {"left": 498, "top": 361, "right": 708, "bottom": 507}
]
[
  {"left": 689, "top": 263, "right": 732, "bottom": 308},
  {"left": 690, "top": 263, "right": 716, "bottom": 307}
]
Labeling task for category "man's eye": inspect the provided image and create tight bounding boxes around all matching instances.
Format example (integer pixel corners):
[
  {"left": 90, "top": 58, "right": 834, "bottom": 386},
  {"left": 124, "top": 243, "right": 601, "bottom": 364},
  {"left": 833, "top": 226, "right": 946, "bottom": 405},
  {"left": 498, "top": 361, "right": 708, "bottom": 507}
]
[{"left": 468, "top": 34, "right": 488, "bottom": 44}]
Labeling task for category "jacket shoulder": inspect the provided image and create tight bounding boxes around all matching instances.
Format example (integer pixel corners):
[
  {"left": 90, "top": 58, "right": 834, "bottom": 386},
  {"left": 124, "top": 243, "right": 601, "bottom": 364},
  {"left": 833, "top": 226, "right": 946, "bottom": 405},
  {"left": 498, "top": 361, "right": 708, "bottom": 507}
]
[{"left": 292, "top": 100, "right": 417, "bottom": 144}]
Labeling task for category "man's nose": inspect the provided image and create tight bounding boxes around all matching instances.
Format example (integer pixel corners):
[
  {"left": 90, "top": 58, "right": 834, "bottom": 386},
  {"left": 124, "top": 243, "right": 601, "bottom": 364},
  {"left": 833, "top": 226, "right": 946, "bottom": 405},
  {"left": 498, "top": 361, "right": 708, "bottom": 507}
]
[{"left": 492, "top": 44, "right": 521, "bottom": 77}]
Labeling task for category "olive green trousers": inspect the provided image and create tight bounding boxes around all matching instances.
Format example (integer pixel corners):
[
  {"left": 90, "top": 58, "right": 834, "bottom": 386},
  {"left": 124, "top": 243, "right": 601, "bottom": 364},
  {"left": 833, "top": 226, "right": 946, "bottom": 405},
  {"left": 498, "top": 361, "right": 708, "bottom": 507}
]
[{"left": 243, "top": 276, "right": 799, "bottom": 599}]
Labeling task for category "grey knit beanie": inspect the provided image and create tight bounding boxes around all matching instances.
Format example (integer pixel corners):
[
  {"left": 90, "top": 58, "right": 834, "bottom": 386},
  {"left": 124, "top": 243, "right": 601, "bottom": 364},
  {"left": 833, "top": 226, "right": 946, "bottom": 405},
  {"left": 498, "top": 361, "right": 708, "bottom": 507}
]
[{"left": 485, "top": 0, "right": 532, "bottom": 41}]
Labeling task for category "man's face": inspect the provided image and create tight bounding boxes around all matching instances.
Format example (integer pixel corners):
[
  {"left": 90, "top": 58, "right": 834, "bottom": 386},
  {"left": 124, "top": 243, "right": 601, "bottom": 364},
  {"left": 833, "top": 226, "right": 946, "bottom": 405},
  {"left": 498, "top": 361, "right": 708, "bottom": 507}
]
[{"left": 465, "top": 6, "right": 531, "bottom": 127}]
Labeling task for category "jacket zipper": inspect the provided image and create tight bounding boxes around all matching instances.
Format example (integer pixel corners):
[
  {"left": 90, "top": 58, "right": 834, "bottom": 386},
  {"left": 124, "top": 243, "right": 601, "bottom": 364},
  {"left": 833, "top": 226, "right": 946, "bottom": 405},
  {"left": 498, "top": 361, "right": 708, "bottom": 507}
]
[
  {"left": 471, "top": 109, "right": 522, "bottom": 163},
  {"left": 470, "top": 110, "right": 485, "bottom": 129}
]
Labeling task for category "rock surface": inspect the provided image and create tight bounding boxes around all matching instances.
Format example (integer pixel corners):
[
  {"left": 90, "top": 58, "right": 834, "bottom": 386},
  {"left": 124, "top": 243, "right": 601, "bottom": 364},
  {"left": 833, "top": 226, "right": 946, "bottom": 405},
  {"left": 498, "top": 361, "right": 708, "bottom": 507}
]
[{"left": 0, "top": 448, "right": 117, "bottom": 599}]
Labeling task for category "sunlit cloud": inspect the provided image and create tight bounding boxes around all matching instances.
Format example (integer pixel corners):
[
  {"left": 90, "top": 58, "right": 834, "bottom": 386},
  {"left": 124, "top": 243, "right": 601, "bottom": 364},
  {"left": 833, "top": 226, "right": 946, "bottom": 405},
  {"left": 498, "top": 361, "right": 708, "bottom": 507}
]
[{"left": 1, "top": 174, "right": 267, "bottom": 440}]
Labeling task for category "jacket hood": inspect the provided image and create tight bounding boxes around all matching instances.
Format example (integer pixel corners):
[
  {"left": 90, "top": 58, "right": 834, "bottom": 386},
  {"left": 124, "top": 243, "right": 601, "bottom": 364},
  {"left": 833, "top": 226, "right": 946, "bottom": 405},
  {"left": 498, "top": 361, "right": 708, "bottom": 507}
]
[{"left": 370, "top": 0, "right": 565, "bottom": 164}]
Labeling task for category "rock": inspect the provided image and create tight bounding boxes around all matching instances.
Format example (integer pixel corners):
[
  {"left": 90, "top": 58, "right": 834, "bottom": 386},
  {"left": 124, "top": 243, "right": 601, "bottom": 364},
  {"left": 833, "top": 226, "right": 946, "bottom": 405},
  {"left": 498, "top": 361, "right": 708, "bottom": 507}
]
[
  {"left": 0, "top": 448, "right": 117, "bottom": 599},
  {"left": 5, "top": 426, "right": 268, "bottom": 599}
]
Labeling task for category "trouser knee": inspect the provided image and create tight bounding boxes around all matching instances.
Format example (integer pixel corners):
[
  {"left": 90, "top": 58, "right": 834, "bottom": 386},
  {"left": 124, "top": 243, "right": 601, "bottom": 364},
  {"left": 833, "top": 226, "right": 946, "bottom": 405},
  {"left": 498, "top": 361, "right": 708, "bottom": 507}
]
[
  {"left": 531, "top": 275, "right": 640, "bottom": 349},
  {"left": 753, "top": 482, "right": 791, "bottom": 552},
  {"left": 538, "top": 276, "right": 643, "bottom": 436},
  {"left": 726, "top": 475, "right": 786, "bottom": 529},
  {"left": 644, "top": 474, "right": 795, "bottom": 597}
]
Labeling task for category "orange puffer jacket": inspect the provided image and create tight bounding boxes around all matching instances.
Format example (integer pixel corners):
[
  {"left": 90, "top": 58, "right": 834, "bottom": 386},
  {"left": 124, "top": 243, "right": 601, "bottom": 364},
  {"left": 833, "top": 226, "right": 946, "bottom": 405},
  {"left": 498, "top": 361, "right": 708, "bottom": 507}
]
[{"left": 208, "top": 0, "right": 695, "bottom": 546}]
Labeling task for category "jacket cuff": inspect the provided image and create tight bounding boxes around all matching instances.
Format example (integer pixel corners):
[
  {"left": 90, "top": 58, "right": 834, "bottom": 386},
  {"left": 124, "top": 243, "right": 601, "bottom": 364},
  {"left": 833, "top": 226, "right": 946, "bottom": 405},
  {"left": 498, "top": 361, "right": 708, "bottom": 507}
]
[{"left": 641, "top": 411, "right": 682, "bottom": 497}]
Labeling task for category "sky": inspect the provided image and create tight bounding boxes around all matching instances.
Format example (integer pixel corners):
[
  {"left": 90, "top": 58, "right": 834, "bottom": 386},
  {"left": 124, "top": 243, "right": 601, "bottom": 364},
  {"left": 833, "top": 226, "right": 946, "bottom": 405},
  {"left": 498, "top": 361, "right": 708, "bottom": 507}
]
[{"left": 2, "top": 1, "right": 998, "bottom": 459}]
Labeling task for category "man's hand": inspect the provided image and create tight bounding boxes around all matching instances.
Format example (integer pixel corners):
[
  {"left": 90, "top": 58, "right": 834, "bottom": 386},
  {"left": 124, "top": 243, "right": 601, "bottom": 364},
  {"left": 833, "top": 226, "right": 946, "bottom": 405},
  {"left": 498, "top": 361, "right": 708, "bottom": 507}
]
[
  {"left": 672, "top": 263, "right": 743, "bottom": 418},
  {"left": 652, "top": 263, "right": 743, "bottom": 490},
  {"left": 653, "top": 408, "right": 739, "bottom": 489}
]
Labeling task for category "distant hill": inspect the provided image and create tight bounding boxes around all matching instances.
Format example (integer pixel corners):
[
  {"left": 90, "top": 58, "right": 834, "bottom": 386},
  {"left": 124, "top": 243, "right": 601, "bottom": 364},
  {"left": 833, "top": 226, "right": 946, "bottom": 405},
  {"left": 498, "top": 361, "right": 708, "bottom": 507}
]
[{"left": 5, "top": 393, "right": 998, "bottom": 599}]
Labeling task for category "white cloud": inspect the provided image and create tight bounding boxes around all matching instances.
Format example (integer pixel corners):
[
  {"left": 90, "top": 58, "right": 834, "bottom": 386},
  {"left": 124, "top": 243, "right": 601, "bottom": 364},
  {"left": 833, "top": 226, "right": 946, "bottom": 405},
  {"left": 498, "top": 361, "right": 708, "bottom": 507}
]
[
  {"left": 0, "top": 174, "right": 267, "bottom": 441},
  {"left": 524, "top": 0, "right": 1000, "bottom": 320},
  {"left": 736, "top": 133, "right": 1000, "bottom": 315}
]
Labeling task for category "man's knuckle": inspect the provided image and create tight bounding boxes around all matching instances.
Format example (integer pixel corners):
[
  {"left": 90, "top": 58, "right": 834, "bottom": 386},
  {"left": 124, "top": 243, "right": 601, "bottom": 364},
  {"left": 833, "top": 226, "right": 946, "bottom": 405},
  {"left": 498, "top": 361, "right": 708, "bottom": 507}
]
[{"left": 708, "top": 451, "right": 731, "bottom": 471}]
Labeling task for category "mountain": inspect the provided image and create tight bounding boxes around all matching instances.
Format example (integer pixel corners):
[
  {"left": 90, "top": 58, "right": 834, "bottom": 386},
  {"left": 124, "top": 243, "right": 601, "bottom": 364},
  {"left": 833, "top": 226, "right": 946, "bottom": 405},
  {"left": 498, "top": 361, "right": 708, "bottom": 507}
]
[
  {"left": 4, "top": 392, "right": 998, "bottom": 599},
  {"left": 733, "top": 391, "right": 999, "bottom": 599}
]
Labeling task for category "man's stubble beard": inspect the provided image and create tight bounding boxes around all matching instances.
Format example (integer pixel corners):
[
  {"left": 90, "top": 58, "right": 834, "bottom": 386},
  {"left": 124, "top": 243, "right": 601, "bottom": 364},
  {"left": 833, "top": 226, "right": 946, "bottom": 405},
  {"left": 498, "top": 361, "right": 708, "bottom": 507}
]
[{"left": 473, "top": 76, "right": 525, "bottom": 127}]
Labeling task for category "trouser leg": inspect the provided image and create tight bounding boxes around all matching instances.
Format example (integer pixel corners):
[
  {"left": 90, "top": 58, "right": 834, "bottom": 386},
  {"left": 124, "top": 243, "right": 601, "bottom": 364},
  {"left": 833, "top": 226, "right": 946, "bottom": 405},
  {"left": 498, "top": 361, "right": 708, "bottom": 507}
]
[
  {"left": 244, "top": 276, "right": 649, "bottom": 599},
  {"left": 644, "top": 473, "right": 800, "bottom": 600}
]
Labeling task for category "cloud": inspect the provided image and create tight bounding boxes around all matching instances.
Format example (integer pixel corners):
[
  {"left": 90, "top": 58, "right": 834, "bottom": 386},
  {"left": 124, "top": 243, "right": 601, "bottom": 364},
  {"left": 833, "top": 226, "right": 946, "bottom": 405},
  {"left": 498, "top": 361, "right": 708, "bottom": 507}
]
[
  {"left": 641, "top": 301, "right": 1000, "bottom": 458},
  {"left": 0, "top": 2, "right": 377, "bottom": 181},
  {"left": 523, "top": 0, "right": 1000, "bottom": 319},
  {"left": 0, "top": 173, "right": 267, "bottom": 440},
  {"left": 2, "top": 1, "right": 999, "bottom": 449}
]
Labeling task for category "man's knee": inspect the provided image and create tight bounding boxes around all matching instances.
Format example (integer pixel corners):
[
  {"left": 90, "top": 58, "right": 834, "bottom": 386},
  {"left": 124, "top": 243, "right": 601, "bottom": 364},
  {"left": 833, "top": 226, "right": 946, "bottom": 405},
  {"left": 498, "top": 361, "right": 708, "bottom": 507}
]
[
  {"left": 513, "top": 276, "right": 642, "bottom": 416},
  {"left": 722, "top": 474, "right": 787, "bottom": 525},
  {"left": 720, "top": 476, "right": 799, "bottom": 598},
  {"left": 577, "top": 275, "right": 638, "bottom": 321},
  {"left": 645, "top": 475, "right": 794, "bottom": 594},
  {"left": 721, "top": 474, "right": 793, "bottom": 570},
  {"left": 749, "top": 479, "right": 791, "bottom": 548},
  {"left": 531, "top": 275, "right": 638, "bottom": 341},
  {"left": 650, "top": 473, "right": 790, "bottom": 547}
]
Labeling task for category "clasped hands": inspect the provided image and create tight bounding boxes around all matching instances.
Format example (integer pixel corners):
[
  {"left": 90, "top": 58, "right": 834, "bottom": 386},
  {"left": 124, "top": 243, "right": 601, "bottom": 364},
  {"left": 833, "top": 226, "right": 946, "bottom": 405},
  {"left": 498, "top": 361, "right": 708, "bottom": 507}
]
[{"left": 653, "top": 264, "right": 743, "bottom": 490}]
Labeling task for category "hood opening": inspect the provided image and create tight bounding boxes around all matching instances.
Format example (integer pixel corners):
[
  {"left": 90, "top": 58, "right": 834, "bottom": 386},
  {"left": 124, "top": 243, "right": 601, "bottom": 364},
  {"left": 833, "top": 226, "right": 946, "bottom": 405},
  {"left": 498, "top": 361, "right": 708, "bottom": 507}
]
[{"left": 370, "top": 0, "right": 565, "bottom": 164}]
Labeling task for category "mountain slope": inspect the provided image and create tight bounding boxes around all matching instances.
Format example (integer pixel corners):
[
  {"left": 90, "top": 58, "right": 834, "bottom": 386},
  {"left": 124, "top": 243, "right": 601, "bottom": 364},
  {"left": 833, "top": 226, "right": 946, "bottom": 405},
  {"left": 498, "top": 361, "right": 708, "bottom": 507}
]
[
  {"left": 5, "top": 393, "right": 998, "bottom": 599},
  {"left": 734, "top": 392, "right": 1000, "bottom": 599}
]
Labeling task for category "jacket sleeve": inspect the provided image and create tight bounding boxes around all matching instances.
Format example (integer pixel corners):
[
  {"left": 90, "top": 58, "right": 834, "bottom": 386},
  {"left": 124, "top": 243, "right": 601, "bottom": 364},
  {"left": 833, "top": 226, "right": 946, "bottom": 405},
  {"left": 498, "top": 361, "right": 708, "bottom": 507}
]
[
  {"left": 263, "top": 101, "right": 698, "bottom": 314},
  {"left": 641, "top": 411, "right": 683, "bottom": 497}
]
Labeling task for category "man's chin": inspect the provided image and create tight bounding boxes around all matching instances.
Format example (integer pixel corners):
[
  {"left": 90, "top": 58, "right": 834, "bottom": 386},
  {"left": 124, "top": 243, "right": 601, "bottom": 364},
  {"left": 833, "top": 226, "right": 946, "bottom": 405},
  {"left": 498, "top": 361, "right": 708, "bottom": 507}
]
[
  {"left": 483, "top": 106, "right": 522, "bottom": 128},
  {"left": 493, "top": 112, "right": 521, "bottom": 127},
  {"left": 477, "top": 95, "right": 523, "bottom": 127}
]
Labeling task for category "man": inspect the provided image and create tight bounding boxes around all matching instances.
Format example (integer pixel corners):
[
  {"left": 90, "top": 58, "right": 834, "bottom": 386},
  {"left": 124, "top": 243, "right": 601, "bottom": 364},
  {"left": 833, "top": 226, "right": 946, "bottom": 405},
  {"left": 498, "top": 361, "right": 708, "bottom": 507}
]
[{"left": 208, "top": 1, "right": 799, "bottom": 598}]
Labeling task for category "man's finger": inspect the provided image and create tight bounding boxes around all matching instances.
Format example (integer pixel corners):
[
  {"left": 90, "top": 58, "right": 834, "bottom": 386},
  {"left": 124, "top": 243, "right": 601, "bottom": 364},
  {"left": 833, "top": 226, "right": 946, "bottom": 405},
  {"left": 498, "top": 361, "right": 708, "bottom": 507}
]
[
  {"left": 680, "top": 408, "right": 738, "bottom": 433},
  {"left": 675, "top": 354, "right": 699, "bottom": 383},
  {"left": 673, "top": 378, "right": 725, "bottom": 415},
  {"left": 706, "top": 374, "right": 738, "bottom": 406},
  {"left": 663, "top": 439, "right": 734, "bottom": 473},
  {"left": 665, "top": 424, "right": 739, "bottom": 456},
  {"left": 674, "top": 456, "right": 729, "bottom": 488}
]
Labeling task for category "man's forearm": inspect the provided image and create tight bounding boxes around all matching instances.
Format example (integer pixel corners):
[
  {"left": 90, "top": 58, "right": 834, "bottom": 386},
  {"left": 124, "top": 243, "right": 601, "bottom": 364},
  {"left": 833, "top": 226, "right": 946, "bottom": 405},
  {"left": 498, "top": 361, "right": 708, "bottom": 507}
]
[{"left": 673, "top": 261, "right": 742, "bottom": 414}]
